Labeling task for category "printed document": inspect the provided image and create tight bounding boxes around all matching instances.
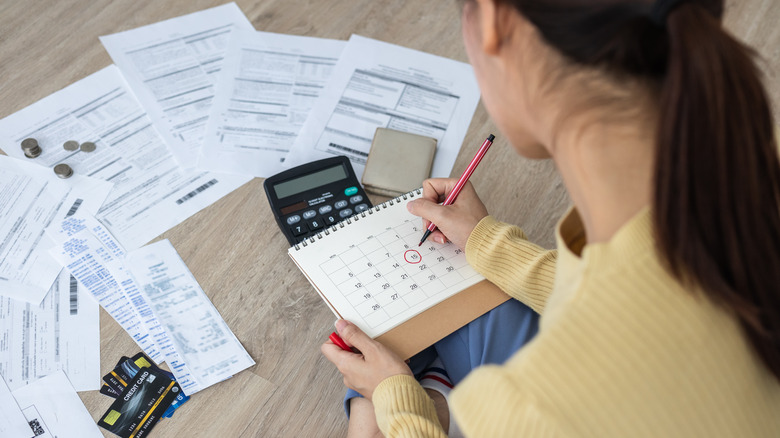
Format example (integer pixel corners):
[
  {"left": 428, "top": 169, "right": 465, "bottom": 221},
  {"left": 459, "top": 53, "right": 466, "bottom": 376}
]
[
  {"left": 199, "top": 30, "right": 345, "bottom": 177},
  {"left": 0, "top": 155, "right": 111, "bottom": 303},
  {"left": 283, "top": 35, "right": 481, "bottom": 180},
  {"left": 0, "top": 374, "right": 31, "bottom": 438},
  {"left": 12, "top": 371, "right": 103, "bottom": 438},
  {"left": 0, "top": 271, "right": 100, "bottom": 392},
  {"left": 49, "top": 214, "right": 166, "bottom": 364},
  {"left": 100, "top": 3, "right": 254, "bottom": 168},
  {"left": 125, "top": 239, "right": 255, "bottom": 395},
  {"left": 0, "top": 65, "right": 252, "bottom": 251}
]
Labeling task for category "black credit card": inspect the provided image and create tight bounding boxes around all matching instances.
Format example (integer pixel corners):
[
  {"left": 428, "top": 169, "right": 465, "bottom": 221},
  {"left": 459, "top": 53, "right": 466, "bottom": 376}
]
[{"left": 97, "top": 367, "right": 180, "bottom": 438}]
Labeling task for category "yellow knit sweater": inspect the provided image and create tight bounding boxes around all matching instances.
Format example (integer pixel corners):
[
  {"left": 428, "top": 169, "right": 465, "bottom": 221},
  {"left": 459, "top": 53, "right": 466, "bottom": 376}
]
[{"left": 372, "top": 208, "right": 780, "bottom": 437}]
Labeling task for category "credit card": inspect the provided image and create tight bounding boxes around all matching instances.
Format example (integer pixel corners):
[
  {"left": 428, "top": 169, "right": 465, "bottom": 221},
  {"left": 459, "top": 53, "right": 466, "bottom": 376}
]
[
  {"left": 101, "top": 353, "right": 190, "bottom": 418},
  {"left": 101, "top": 383, "right": 121, "bottom": 398},
  {"left": 98, "top": 367, "right": 180, "bottom": 438},
  {"left": 103, "top": 356, "right": 132, "bottom": 394}
]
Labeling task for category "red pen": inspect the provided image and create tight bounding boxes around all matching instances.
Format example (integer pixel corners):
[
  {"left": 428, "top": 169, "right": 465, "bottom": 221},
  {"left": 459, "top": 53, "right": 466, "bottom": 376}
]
[
  {"left": 419, "top": 134, "right": 495, "bottom": 246},
  {"left": 329, "top": 332, "right": 353, "bottom": 352}
]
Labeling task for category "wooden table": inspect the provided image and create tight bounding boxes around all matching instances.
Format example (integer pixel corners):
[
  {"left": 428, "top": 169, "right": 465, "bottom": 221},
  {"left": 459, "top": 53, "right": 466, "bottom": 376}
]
[{"left": 0, "top": 0, "right": 777, "bottom": 436}]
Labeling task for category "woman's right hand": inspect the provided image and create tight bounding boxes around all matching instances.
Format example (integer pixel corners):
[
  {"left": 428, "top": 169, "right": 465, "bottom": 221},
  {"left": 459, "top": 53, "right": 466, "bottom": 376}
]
[{"left": 406, "top": 178, "right": 488, "bottom": 250}]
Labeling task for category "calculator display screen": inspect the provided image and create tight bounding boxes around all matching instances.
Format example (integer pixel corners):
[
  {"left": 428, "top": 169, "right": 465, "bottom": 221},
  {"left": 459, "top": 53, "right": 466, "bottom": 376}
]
[{"left": 273, "top": 164, "right": 348, "bottom": 199}]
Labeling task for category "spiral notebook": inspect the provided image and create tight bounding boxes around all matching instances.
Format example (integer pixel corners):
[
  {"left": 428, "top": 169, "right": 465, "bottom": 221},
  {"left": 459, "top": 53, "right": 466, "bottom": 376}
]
[{"left": 288, "top": 188, "right": 509, "bottom": 359}]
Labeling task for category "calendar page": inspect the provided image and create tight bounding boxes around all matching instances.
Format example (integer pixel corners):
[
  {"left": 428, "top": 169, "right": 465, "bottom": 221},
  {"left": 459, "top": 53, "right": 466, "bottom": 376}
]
[{"left": 288, "top": 189, "right": 484, "bottom": 338}]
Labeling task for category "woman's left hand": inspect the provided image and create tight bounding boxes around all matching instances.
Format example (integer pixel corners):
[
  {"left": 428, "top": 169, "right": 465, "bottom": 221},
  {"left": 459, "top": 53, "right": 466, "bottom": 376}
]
[{"left": 321, "top": 319, "right": 413, "bottom": 400}]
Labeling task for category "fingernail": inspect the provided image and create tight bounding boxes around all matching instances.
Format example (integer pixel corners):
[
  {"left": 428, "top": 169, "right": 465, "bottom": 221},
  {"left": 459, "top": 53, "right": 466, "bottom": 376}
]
[
  {"left": 436, "top": 236, "right": 445, "bottom": 244},
  {"left": 335, "top": 319, "right": 348, "bottom": 332}
]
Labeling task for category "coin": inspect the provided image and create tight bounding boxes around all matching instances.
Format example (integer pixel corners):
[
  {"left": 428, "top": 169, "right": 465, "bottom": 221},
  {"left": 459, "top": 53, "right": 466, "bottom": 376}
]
[
  {"left": 24, "top": 148, "right": 42, "bottom": 158},
  {"left": 63, "top": 140, "right": 79, "bottom": 151},
  {"left": 79, "top": 141, "right": 96, "bottom": 153},
  {"left": 53, "top": 163, "right": 73, "bottom": 179},
  {"left": 21, "top": 138, "right": 39, "bottom": 150}
]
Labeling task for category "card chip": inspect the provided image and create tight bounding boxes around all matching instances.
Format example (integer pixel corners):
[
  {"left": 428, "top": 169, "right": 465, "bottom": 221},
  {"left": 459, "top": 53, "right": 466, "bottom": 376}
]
[
  {"left": 104, "top": 410, "right": 122, "bottom": 426},
  {"left": 134, "top": 357, "right": 152, "bottom": 368}
]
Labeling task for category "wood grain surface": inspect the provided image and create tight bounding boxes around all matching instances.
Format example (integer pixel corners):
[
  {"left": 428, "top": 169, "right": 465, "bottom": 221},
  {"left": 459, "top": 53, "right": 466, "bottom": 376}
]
[{"left": 0, "top": 0, "right": 777, "bottom": 436}]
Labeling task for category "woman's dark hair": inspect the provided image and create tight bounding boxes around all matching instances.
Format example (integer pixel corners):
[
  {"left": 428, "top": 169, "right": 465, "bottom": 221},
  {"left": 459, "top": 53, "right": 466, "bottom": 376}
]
[{"left": 503, "top": 0, "right": 780, "bottom": 379}]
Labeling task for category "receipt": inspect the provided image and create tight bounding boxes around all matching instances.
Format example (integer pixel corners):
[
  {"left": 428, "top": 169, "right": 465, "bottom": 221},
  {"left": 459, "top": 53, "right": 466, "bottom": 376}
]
[
  {"left": 125, "top": 239, "right": 255, "bottom": 395},
  {"left": 48, "top": 214, "right": 165, "bottom": 364}
]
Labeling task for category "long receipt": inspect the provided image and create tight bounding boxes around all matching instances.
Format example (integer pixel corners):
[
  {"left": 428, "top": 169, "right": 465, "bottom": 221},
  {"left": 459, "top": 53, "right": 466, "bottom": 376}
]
[
  {"left": 289, "top": 189, "right": 484, "bottom": 338},
  {"left": 50, "top": 215, "right": 254, "bottom": 395},
  {"left": 126, "top": 239, "right": 255, "bottom": 395}
]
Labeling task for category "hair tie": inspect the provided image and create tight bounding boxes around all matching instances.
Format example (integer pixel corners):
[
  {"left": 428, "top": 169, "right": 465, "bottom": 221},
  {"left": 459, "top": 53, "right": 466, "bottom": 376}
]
[{"left": 650, "top": 0, "right": 688, "bottom": 26}]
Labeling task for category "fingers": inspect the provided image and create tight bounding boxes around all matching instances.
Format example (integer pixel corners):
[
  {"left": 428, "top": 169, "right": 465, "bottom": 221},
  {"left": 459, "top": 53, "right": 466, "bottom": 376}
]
[
  {"left": 407, "top": 198, "right": 448, "bottom": 225},
  {"left": 336, "top": 320, "right": 376, "bottom": 353},
  {"left": 422, "top": 178, "right": 457, "bottom": 203}
]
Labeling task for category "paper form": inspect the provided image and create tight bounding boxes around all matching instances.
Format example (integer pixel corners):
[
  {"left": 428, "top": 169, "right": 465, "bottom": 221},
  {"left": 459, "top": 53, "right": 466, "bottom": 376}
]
[
  {"left": 0, "top": 271, "right": 100, "bottom": 392},
  {"left": 48, "top": 214, "right": 166, "bottom": 364},
  {"left": 100, "top": 3, "right": 254, "bottom": 168},
  {"left": 0, "top": 155, "right": 112, "bottom": 304},
  {"left": 12, "top": 371, "right": 103, "bottom": 438},
  {"left": 0, "top": 65, "right": 252, "bottom": 251},
  {"left": 0, "top": 374, "right": 32, "bottom": 438},
  {"left": 283, "top": 35, "right": 481, "bottom": 181},
  {"left": 199, "top": 30, "right": 345, "bottom": 177},
  {"left": 125, "top": 239, "right": 255, "bottom": 395}
]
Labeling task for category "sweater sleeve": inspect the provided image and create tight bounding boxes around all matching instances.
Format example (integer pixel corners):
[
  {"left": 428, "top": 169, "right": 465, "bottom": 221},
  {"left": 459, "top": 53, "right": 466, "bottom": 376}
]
[
  {"left": 372, "top": 375, "right": 448, "bottom": 438},
  {"left": 465, "top": 216, "right": 558, "bottom": 314}
]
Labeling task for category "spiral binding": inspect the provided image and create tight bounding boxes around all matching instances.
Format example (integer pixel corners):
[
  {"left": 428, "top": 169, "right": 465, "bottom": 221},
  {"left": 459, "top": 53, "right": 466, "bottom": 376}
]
[{"left": 292, "top": 187, "right": 423, "bottom": 250}]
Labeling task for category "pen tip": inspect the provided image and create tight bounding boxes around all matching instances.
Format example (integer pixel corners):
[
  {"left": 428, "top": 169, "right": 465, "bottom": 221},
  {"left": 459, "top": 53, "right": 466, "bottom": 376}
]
[{"left": 418, "top": 242, "right": 422, "bottom": 247}]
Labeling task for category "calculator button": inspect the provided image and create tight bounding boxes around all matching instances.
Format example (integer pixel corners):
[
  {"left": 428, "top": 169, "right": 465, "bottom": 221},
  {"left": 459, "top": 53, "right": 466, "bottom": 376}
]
[
  {"left": 349, "top": 195, "right": 363, "bottom": 204},
  {"left": 344, "top": 186, "right": 358, "bottom": 196},
  {"left": 355, "top": 203, "right": 369, "bottom": 213},
  {"left": 339, "top": 208, "right": 353, "bottom": 218},
  {"left": 290, "top": 224, "right": 308, "bottom": 236},
  {"left": 302, "top": 210, "right": 317, "bottom": 220},
  {"left": 324, "top": 215, "right": 338, "bottom": 225},
  {"left": 334, "top": 200, "right": 348, "bottom": 209},
  {"left": 286, "top": 215, "right": 301, "bottom": 225},
  {"left": 308, "top": 219, "right": 323, "bottom": 230},
  {"left": 318, "top": 205, "right": 333, "bottom": 214}
]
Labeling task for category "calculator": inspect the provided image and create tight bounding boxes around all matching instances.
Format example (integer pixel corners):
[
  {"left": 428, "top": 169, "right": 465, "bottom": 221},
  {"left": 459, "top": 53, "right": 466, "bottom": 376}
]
[{"left": 264, "top": 156, "right": 372, "bottom": 245}]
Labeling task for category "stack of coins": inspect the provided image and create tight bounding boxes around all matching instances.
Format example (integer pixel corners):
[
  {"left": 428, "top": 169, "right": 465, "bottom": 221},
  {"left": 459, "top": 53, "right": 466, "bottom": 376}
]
[
  {"left": 53, "top": 163, "right": 74, "bottom": 179},
  {"left": 21, "top": 138, "right": 42, "bottom": 158}
]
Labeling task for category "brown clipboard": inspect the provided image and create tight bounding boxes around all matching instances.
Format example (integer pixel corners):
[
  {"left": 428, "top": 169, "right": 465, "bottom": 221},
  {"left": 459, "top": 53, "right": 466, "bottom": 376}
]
[{"left": 376, "top": 280, "right": 510, "bottom": 360}]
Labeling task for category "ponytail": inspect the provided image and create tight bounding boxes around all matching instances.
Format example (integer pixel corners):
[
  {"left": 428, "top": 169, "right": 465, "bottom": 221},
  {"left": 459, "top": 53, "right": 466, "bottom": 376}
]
[
  {"left": 506, "top": 0, "right": 780, "bottom": 379},
  {"left": 656, "top": 4, "right": 780, "bottom": 377}
]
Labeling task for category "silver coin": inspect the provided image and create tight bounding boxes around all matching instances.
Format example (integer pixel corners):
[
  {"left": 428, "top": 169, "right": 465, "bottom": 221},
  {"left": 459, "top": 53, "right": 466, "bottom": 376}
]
[
  {"left": 63, "top": 140, "right": 79, "bottom": 151},
  {"left": 53, "top": 163, "right": 73, "bottom": 179},
  {"left": 24, "top": 149, "right": 41, "bottom": 158},
  {"left": 79, "top": 141, "right": 96, "bottom": 153},
  {"left": 21, "top": 138, "right": 38, "bottom": 150}
]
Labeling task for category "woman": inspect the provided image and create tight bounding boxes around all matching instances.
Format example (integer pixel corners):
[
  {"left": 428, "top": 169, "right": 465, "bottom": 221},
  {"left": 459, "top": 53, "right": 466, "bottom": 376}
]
[{"left": 321, "top": 0, "right": 780, "bottom": 436}]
